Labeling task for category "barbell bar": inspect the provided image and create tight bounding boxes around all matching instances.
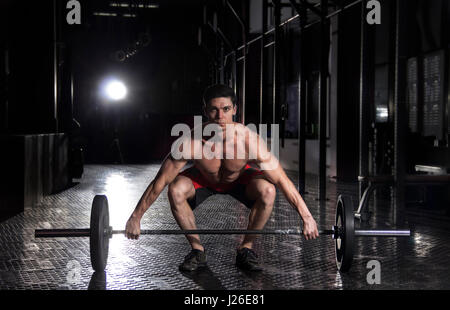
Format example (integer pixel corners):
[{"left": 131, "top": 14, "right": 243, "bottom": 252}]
[
  {"left": 36, "top": 228, "right": 337, "bottom": 237},
  {"left": 34, "top": 228, "right": 411, "bottom": 238},
  {"left": 34, "top": 194, "right": 411, "bottom": 273}
]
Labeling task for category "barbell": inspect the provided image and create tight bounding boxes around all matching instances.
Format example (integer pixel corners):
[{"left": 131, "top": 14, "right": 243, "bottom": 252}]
[{"left": 34, "top": 194, "right": 410, "bottom": 273}]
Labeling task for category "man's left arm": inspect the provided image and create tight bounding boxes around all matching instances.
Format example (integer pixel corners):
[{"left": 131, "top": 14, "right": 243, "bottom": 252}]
[{"left": 246, "top": 129, "right": 319, "bottom": 239}]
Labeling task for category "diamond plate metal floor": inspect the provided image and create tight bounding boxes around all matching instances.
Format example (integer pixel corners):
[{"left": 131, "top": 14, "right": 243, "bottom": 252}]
[{"left": 1, "top": 164, "right": 449, "bottom": 290}]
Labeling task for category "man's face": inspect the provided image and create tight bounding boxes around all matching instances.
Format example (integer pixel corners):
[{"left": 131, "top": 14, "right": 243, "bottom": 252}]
[{"left": 204, "top": 97, "right": 237, "bottom": 127}]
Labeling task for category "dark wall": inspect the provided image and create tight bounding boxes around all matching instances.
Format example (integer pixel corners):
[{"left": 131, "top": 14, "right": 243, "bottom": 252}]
[{"left": 2, "top": 1, "right": 56, "bottom": 134}]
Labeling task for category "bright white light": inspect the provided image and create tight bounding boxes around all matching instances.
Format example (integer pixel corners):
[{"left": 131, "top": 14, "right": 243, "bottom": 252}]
[
  {"left": 104, "top": 173, "right": 132, "bottom": 229},
  {"left": 376, "top": 106, "right": 388, "bottom": 121},
  {"left": 104, "top": 80, "right": 127, "bottom": 101}
]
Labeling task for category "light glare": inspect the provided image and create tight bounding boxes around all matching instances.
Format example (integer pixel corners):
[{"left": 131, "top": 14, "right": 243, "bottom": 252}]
[{"left": 105, "top": 80, "right": 127, "bottom": 101}]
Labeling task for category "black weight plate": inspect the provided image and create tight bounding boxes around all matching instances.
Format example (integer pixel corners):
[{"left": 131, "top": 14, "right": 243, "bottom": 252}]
[
  {"left": 90, "top": 195, "right": 110, "bottom": 272},
  {"left": 335, "top": 195, "right": 354, "bottom": 272}
]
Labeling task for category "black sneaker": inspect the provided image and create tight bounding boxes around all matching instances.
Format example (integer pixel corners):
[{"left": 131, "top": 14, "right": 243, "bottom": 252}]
[
  {"left": 179, "top": 249, "right": 207, "bottom": 272},
  {"left": 236, "top": 247, "right": 263, "bottom": 272}
]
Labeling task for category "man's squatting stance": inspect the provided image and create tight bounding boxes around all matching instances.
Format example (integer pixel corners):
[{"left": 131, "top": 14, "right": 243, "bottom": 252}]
[{"left": 125, "top": 84, "right": 319, "bottom": 272}]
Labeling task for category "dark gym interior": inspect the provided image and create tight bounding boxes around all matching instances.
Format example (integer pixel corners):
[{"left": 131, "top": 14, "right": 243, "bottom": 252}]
[{"left": 0, "top": 0, "right": 449, "bottom": 291}]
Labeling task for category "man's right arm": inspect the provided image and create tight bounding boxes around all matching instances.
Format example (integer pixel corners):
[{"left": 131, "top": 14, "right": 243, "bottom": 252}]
[
  {"left": 134, "top": 154, "right": 187, "bottom": 218},
  {"left": 125, "top": 153, "right": 187, "bottom": 239}
]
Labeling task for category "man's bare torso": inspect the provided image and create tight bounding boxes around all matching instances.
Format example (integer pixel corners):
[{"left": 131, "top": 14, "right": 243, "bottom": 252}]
[{"left": 190, "top": 122, "right": 254, "bottom": 185}]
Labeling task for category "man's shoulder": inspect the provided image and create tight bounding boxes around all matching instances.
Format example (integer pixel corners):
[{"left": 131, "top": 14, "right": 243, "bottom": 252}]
[{"left": 227, "top": 122, "right": 258, "bottom": 133}]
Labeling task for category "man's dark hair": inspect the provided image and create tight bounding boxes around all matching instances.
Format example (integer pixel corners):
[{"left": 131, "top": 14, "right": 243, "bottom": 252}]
[{"left": 202, "top": 84, "right": 237, "bottom": 106}]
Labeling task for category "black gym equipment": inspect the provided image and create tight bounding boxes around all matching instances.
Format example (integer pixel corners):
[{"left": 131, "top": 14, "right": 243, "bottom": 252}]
[
  {"left": 335, "top": 195, "right": 354, "bottom": 272},
  {"left": 90, "top": 195, "right": 110, "bottom": 272},
  {"left": 35, "top": 194, "right": 411, "bottom": 272}
]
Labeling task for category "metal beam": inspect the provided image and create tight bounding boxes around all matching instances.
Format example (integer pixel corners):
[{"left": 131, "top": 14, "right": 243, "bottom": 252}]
[
  {"left": 297, "top": 1, "right": 308, "bottom": 196},
  {"left": 226, "top": 0, "right": 246, "bottom": 29},
  {"left": 318, "top": 0, "right": 329, "bottom": 201},
  {"left": 288, "top": 0, "right": 303, "bottom": 16},
  {"left": 226, "top": 0, "right": 363, "bottom": 59},
  {"left": 284, "top": 0, "right": 322, "bottom": 17},
  {"left": 260, "top": 0, "right": 268, "bottom": 125},
  {"left": 359, "top": 0, "right": 375, "bottom": 201},
  {"left": 272, "top": 0, "right": 281, "bottom": 127},
  {"left": 225, "top": 0, "right": 247, "bottom": 123},
  {"left": 53, "top": 0, "right": 59, "bottom": 133},
  {"left": 393, "top": 0, "right": 408, "bottom": 225},
  {"left": 299, "top": 0, "right": 322, "bottom": 17}
]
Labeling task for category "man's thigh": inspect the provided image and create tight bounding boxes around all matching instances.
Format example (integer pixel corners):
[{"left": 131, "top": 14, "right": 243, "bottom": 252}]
[
  {"left": 244, "top": 176, "right": 274, "bottom": 202},
  {"left": 229, "top": 175, "right": 272, "bottom": 208},
  {"left": 174, "top": 172, "right": 215, "bottom": 210}
]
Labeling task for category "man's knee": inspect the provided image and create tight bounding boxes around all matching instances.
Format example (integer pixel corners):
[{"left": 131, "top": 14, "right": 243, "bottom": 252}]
[
  {"left": 257, "top": 183, "right": 276, "bottom": 206},
  {"left": 168, "top": 181, "right": 189, "bottom": 207}
]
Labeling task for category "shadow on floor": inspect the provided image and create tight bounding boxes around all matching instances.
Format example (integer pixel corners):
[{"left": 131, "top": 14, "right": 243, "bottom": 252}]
[{"left": 180, "top": 266, "right": 226, "bottom": 290}]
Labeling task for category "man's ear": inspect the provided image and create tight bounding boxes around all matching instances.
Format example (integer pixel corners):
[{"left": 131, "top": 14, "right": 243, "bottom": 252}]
[{"left": 232, "top": 104, "right": 237, "bottom": 116}]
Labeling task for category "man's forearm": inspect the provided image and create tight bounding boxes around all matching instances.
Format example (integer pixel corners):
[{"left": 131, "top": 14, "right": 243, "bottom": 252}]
[
  {"left": 131, "top": 179, "right": 165, "bottom": 219},
  {"left": 277, "top": 178, "right": 313, "bottom": 219}
]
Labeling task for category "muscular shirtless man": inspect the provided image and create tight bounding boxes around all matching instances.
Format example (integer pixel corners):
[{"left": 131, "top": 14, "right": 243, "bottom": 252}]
[{"left": 125, "top": 84, "right": 319, "bottom": 272}]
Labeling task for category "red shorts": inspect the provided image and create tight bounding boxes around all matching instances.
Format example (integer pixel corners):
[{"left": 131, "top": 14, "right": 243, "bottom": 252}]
[{"left": 179, "top": 164, "right": 264, "bottom": 209}]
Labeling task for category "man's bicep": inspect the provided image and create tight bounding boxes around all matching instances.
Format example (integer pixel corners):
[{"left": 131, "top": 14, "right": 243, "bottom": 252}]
[
  {"left": 157, "top": 154, "right": 187, "bottom": 185},
  {"left": 247, "top": 133, "right": 279, "bottom": 173},
  {"left": 171, "top": 134, "right": 202, "bottom": 161},
  {"left": 259, "top": 160, "right": 283, "bottom": 184}
]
